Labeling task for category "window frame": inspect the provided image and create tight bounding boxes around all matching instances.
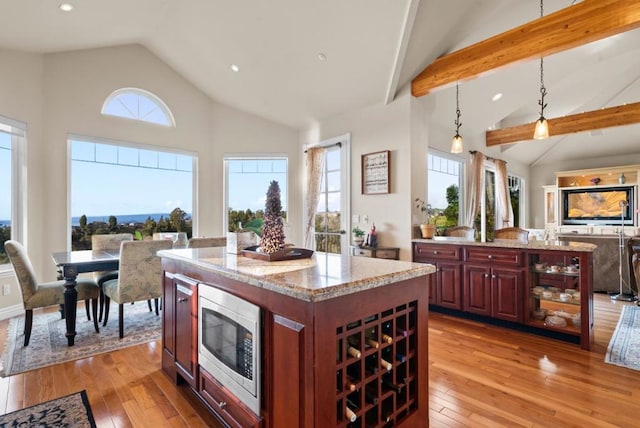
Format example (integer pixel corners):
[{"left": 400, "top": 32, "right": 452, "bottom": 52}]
[
  {"left": 0, "top": 115, "right": 26, "bottom": 271},
  {"left": 427, "top": 149, "right": 465, "bottom": 227},
  {"left": 67, "top": 134, "right": 197, "bottom": 249},
  {"left": 223, "top": 154, "right": 289, "bottom": 234},
  {"left": 101, "top": 87, "right": 176, "bottom": 127}
]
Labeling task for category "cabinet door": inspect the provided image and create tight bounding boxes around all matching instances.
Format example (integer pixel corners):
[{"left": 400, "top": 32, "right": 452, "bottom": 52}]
[
  {"left": 463, "top": 265, "right": 491, "bottom": 316},
  {"left": 491, "top": 267, "right": 523, "bottom": 322},
  {"left": 436, "top": 262, "right": 462, "bottom": 310},
  {"left": 175, "top": 276, "right": 199, "bottom": 388},
  {"left": 162, "top": 272, "right": 176, "bottom": 358}
]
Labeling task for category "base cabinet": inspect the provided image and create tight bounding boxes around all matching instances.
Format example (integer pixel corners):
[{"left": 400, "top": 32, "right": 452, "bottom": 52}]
[
  {"left": 162, "top": 255, "right": 430, "bottom": 427},
  {"left": 414, "top": 241, "right": 593, "bottom": 349},
  {"left": 200, "top": 367, "right": 262, "bottom": 428}
]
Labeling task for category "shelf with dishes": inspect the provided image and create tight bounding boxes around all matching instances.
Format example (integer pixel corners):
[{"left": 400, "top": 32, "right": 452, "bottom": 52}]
[
  {"left": 530, "top": 286, "right": 580, "bottom": 305},
  {"left": 531, "top": 262, "right": 579, "bottom": 277}
]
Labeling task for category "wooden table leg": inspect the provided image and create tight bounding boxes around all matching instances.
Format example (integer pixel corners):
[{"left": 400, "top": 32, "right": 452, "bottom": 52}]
[{"left": 62, "top": 265, "right": 79, "bottom": 346}]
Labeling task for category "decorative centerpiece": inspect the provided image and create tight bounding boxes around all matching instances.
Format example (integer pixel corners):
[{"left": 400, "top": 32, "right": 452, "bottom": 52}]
[{"left": 242, "top": 180, "right": 313, "bottom": 261}]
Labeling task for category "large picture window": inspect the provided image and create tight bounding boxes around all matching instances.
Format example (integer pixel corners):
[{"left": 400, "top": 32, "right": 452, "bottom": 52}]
[
  {"left": 224, "top": 157, "right": 288, "bottom": 235},
  {"left": 0, "top": 116, "right": 25, "bottom": 269},
  {"left": 428, "top": 152, "right": 463, "bottom": 235},
  {"left": 69, "top": 137, "right": 195, "bottom": 250}
]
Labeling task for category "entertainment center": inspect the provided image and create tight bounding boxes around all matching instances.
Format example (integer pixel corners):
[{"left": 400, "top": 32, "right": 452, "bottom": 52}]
[{"left": 544, "top": 164, "right": 640, "bottom": 234}]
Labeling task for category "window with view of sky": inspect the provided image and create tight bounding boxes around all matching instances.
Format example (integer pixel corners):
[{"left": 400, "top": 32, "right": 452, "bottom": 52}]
[{"left": 70, "top": 138, "right": 194, "bottom": 225}]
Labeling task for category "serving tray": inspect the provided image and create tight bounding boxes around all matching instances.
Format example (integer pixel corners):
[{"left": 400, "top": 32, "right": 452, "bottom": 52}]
[{"left": 241, "top": 245, "right": 314, "bottom": 261}]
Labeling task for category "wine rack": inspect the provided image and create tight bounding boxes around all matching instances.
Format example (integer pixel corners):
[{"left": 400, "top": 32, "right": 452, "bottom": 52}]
[{"left": 334, "top": 301, "right": 418, "bottom": 427}]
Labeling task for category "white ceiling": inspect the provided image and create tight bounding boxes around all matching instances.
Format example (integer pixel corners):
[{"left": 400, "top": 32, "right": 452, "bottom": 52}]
[{"left": 0, "top": 0, "right": 638, "bottom": 166}]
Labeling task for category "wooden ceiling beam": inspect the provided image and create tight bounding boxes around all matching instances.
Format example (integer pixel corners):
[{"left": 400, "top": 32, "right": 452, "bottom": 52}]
[
  {"left": 411, "top": 0, "right": 640, "bottom": 97},
  {"left": 485, "top": 102, "right": 640, "bottom": 147}
]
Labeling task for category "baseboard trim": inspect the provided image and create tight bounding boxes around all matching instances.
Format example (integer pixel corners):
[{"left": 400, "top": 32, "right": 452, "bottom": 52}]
[{"left": 0, "top": 304, "right": 22, "bottom": 321}]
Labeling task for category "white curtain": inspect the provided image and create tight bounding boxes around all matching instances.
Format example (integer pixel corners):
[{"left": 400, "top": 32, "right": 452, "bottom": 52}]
[
  {"left": 464, "top": 151, "right": 485, "bottom": 227},
  {"left": 494, "top": 159, "right": 514, "bottom": 229},
  {"left": 303, "top": 146, "right": 325, "bottom": 249}
]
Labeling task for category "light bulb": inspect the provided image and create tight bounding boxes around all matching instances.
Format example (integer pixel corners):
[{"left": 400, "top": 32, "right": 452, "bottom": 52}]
[
  {"left": 533, "top": 118, "right": 549, "bottom": 140},
  {"left": 451, "top": 134, "right": 463, "bottom": 153}
]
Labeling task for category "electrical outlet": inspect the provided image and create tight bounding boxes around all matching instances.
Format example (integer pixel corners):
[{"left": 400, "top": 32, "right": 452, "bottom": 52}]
[
  {"left": 2, "top": 284, "right": 10, "bottom": 296},
  {"left": 352, "top": 214, "right": 359, "bottom": 223},
  {"left": 363, "top": 215, "right": 369, "bottom": 223}
]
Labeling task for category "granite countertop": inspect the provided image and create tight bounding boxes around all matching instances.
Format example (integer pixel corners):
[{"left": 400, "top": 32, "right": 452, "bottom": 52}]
[
  {"left": 158, "top": 247, "right": 435, "bottom": 302},
  {"left": 413, "top": 236, "right": 597, "bottom": 252}
]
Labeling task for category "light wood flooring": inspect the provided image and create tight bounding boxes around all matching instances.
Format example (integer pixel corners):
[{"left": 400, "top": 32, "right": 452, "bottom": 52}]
[{"left": 0, "top": 294, "right": 639, "bottom": 427}]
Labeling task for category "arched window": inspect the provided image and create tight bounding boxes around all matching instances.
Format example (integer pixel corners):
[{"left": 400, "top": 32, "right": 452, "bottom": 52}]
[{"left": 101, "top": 88, "right": 175, "bottom": 127}]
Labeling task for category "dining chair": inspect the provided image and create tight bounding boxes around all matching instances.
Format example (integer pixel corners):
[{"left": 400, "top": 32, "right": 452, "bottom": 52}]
[
  {"left": 4, "top": 240, "right": 100, "bottom": 346},
  {"left": 187, "top": 236, "right": 227, "bottom": 248},
  {"left": 445, "top": 226, "right": 476, "bottom": 240},
  {"left": 92, "top": 233, "right": 133, "bottom": 322},
  {"left": 494, "top": 227, "right": 529, "bottom": 243},
  {"left": 102, "top": 239, "right": 173, "bottom": 338}
]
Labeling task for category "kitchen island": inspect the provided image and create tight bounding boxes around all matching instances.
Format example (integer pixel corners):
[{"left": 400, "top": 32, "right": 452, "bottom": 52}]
[
  {"left": 413, "top": 237, "right": 596, "bottom": 349},
  {"left": 159, "top": 247, "right": 434, "bottom": 428}
]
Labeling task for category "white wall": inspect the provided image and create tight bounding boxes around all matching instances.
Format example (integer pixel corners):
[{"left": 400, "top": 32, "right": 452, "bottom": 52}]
[
  {"left": 0, "top": 44, "right": 299, "bottom": 316},
  {"left": 305, "top": 88, "right": 414, "bottom": 260}
]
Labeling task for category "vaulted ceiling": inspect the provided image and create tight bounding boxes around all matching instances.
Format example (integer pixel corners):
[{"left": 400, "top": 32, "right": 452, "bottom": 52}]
[{"left": 1, "top": 0, "right": 638, "bottom": 166}]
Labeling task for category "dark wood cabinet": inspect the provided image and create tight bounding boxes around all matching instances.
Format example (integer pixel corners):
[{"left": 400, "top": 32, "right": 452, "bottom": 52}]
[
  {"left": 413, "top": 240, "right": 594, "bottom": 349},
  {"left": 412, "top": 243, "right": 462, "bottom": 309},
  {"left": 161, "top": 272, "right": 198, "bottom": 388},
  {"left": 463, "top": 247, "right": 524, "bottom": 323},
  {"left": 161, "top": 251, "right": 431, "bottom": 427},
  {"left": 174, "top": 275, "right": 198, "bottom": 387}
]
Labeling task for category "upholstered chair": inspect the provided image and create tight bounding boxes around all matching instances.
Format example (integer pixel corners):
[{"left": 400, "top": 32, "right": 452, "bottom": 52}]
[
  {"left": 92, "top": 233, "right": 133, "bottom": 322},
  {"left": 494, "top": 227, "right": 529, "bottom": 243},
  {"left": 4, "top": 240, "right": 100, "bottom": 346},
  {"left": 187, "top": 236, "right": 227, "bottom": 248},
  {"left": 102, "top": 239, "right": 173, "bottom": 338},
  {"left": 445, "top": 226, "right": 476, "bottom": 241}
]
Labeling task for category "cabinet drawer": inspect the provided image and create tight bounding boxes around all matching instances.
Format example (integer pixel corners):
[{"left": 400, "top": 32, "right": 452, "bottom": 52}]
[
  {"left": 413, "top": 243, "right": 461, "bottom": 262},
  {"left": 199, "top": 367, "right": 262, "bottom": 428},
  {"left": 464, "top": 247, "right": 523, "bottom": 267},
  {"left": 375, "top": 248, "right": 399, "bottom": 259},
  {"left": 352, "top": 248, "right": 374, "bottom": 257}
]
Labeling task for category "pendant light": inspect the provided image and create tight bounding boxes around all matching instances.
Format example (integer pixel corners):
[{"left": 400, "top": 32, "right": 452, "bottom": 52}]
[
  {"left": 451, "top": 83, "right": 463, "bottom": 153},
  {"left": 533, "top": 0, "right": 549, "bottom": 140}
]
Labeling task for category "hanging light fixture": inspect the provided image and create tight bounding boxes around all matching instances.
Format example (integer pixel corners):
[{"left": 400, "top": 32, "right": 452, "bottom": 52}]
[
  {"left": 451, "top": 83, "right": 463, "bottom": 153},
  {"left": 533, "top": 0, "right": 549, "bottom": 140}
]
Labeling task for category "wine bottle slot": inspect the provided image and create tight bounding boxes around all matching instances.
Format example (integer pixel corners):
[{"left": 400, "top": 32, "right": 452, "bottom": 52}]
[
  {"left": 347, "top": 346, "right": 361, "bottom": 359},
  {"left": 365, "top": 338, "right": 380, "bottom": 349},
  {"left": 397, "top": 328, "right": 409, "bottom": 337},
  {"left": 345, "top": 406, "right": 357, "bottom": 423},
  {"left": 395, "top": 352, "right": 406, "bottom": 363},
  {"left": 346, "top": 375, "right": 357, "bottom": 392},
  {"left": 380, "top": 358, "right": 393, "bottom": 371},
  {"left": 381, "top": 333, "right": 393, "bottom": 344},
  {"left": 381, "top": 377, "right": 403, "bottom": 393}
]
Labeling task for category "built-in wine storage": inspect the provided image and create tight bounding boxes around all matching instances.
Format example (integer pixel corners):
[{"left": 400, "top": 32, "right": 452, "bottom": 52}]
[{"left": 334, "top": 301, "right": 418, "bottom": 427}]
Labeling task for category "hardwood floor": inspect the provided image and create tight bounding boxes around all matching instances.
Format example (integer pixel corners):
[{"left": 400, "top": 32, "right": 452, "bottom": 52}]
[{"left": 0, "top": 294, "right": 638, "bottom": 427}]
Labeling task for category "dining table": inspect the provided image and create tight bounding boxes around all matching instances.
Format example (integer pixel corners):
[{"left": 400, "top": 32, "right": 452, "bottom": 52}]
[{"left": 51, "top": 249, "right": 120, "bottom": 346}]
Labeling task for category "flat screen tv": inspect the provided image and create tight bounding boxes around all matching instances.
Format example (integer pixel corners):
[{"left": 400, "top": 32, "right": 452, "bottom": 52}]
[{"left": 562, "top": 186, "right": 634, "bottom": 226}]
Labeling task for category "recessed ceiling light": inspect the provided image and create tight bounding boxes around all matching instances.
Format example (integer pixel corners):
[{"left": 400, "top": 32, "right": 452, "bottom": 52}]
[
  {"left": 230, "top": 64, "right": 239, "bottom": 72},
  {"left": 317, "top": 53, "right": 327, "bottom": 61},
  {"left": 59, "top": 3, "right": 74, "bottom": 12},
  {"left": 492, "top": 93, "right": 503, "bottom": 102}
]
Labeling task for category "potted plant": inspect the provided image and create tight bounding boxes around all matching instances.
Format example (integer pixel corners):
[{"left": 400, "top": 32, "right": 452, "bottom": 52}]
[
  {"left": 415, "top": 198, "right": 435, "bottom": 239},
  {"left": 352, "top": 226, "right": 366, "bottom": 247}
]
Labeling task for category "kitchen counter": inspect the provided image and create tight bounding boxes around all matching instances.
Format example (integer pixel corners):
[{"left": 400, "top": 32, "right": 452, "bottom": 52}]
[
  {"left": 158, "top": 247, "right": 434, "bottom": 302},
  {"left": 160, "top": 247, "right": 433, "bottom": 427},
  {"left": 413, "top": 236, "right": 597, "bottom": 252}
]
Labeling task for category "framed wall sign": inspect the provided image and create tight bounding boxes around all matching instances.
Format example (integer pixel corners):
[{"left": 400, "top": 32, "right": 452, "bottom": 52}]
[{"left": 362, "top": 150, "right": 390, "bottom": 194}]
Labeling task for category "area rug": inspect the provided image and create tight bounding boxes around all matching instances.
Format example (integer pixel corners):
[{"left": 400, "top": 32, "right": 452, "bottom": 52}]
[
  {"left": 0, "top": 302, "right": 161, "bottom": 377},
  {"left": 0, "top": 390, "right": 96, "bottom": 427},
  {"left": 605, "top": 305, "right": 640, "bottom": 371}
]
